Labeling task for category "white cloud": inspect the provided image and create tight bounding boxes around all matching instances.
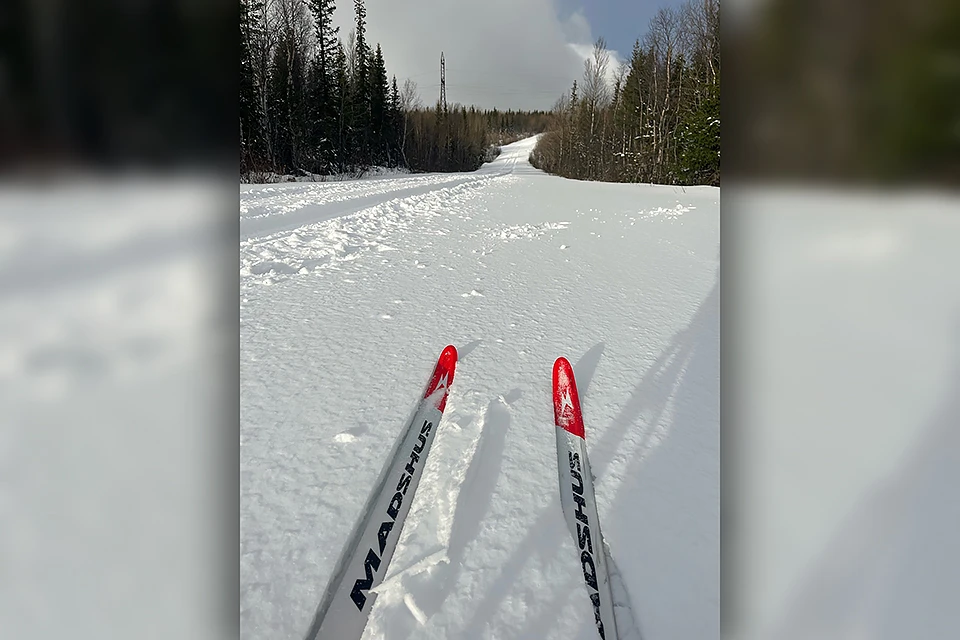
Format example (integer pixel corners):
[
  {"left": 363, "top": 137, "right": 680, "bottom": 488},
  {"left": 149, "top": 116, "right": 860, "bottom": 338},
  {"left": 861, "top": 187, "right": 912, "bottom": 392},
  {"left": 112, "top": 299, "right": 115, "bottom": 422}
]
[
  {"left": 567, "top": 43, "right": 626, "bottom": 89},
  {"left": 560, "top": 9, "right": 593, "bottom": 44},
  {"left": 329, "top": 0, "right": 618, "bottom": 110}
]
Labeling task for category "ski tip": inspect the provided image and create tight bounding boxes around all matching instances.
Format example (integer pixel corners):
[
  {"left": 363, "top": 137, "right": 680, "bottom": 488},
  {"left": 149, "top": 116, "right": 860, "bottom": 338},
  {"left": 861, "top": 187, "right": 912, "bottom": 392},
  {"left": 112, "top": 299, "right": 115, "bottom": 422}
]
[
  {"left": 441, "top": 344, "right": 458, "bottom": 363},
  {"left": 553, "top": 357, "right": 585, "bottom": 439},
  {"left": 424, "top": 345, "right": 458, "bottom": 411}
]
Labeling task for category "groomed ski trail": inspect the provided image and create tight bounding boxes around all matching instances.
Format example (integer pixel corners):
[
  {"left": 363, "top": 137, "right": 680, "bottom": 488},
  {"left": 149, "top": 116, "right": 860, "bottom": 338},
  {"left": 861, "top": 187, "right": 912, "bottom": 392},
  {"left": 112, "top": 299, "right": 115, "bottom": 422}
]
[{"left": 241, "top": 136, "right": 719, "bottom": 640}]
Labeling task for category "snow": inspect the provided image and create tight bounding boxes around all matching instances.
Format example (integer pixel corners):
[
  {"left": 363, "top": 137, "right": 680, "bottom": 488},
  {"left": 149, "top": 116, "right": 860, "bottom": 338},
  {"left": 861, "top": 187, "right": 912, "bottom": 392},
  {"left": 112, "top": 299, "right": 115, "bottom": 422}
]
[
  {"left": 0, "top": 177, "right": 231, "bottom": 640},
  {"left": 240, "top": 136, "right": 719, "bottom": 639},
  {"left": 726, "top": 187, "right": 960, "bottom": 640}
]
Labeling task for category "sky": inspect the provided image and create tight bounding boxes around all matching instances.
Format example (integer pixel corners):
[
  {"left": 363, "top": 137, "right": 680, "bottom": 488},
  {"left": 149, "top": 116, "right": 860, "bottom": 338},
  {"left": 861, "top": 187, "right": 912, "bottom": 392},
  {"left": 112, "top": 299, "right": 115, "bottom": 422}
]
[{"left": 331, "top": 0, "right": 689, "bottom": 111}]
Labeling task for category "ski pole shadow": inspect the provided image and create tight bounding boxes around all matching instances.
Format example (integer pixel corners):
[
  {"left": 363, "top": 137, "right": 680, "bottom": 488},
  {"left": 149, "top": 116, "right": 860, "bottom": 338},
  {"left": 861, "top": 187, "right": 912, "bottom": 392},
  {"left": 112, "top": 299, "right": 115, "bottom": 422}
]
[
  {"left": 459, "top": 340, "right": 482, "bottom": 360},
  {"left": 573, "top": 342, "right": 605, "bottom": 398},
  {"left": 760, "top": 316, "right": 960, "bottom": 640},
  {"left": 598, "top": 275, "right": 718, "bottom": 640}
]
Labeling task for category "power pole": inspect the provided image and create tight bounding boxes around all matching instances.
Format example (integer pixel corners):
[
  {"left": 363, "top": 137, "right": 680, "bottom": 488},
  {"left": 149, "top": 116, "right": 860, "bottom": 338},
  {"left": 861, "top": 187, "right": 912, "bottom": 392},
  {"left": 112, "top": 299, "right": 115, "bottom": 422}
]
[{"left": 440, "top": 52, "right": 447, "bottom": 113}]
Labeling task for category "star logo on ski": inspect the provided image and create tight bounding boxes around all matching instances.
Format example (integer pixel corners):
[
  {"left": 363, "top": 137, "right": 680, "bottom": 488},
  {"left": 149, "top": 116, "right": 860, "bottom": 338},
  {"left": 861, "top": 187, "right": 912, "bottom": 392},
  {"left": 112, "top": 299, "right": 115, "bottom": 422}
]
[{"left": 559, "top": 389, "right": 574, "bottom": 416}]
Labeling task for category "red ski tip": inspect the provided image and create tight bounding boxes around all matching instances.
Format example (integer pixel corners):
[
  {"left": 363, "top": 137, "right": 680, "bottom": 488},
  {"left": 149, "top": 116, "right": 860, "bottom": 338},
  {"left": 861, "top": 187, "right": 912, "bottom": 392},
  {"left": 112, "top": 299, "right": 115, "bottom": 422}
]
[
  {"left": 553, "top": 357, "right": 585, "bottom": 439},
  {"left": 424, "top": 345, "right": 458, "bottom": 411}
]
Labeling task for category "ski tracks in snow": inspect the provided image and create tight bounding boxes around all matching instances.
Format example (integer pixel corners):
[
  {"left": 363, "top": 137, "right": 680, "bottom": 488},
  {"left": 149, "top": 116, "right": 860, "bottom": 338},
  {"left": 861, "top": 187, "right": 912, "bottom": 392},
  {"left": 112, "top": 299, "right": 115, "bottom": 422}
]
[
  {"left": 364, "top": 341, "right": 528, "bottom": 639},
  {"left": 362, "top": 341, "right": 649, "bottom": 640},
  {"left": 240, "top": 175, "right": 506, "bottom": 286},
  {"left": 240, "top": 137, "right": 562, "bottom": 290}
]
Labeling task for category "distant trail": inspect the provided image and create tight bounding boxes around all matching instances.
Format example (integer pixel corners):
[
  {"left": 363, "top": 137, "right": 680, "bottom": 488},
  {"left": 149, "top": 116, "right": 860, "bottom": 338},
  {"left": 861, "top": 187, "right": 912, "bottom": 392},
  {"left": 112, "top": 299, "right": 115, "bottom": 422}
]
[
  {"left": 241, "top": 138, "right": 536, "bottom": 243},
  {"left": 239, "top": 137, "right": 541, "bottom": 283},
  {"left": 241, "top": 174, "right": 490, "bottom": 242}
]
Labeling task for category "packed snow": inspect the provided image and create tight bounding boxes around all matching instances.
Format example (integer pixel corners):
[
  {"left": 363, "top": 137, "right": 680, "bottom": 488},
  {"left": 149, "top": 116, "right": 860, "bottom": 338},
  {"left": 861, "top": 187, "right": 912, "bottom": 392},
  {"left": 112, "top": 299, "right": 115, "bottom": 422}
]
[{"left": 240, "top": 137, "right": 719, "bottom": 639}]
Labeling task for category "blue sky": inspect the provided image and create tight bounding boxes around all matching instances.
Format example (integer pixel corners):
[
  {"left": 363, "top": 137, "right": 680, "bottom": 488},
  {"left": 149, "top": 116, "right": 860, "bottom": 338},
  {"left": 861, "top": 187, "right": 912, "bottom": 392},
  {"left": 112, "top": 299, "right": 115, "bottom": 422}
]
[{"left": 558, "top": 0, "right": 689, "bottom": 57}]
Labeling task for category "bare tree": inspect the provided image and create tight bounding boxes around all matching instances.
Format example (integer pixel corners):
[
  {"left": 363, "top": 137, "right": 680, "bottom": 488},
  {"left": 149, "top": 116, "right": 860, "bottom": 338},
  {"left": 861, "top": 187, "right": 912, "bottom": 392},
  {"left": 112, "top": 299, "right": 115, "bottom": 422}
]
[
  {"left": 398, "top": 78, "right": 421, "bottom": 165},
  {"left": 682, "top": 0, "right": 719, "bottom": 92},
  {"left": 582, "top": 38, "right": 612, "bottom": 110},
  {"left": 345, "top": 29, "right": 357, "bottom": 82},
  {"left": 530, "top": 0, "right": 720, "bottom": 186},
  {"left": 644, "top": 7, "right": 682, "bottom": 181},
  {"left": 578, "top": 38, "right": 612, "bottom": 178},
  {"left": 400, "top": 78, "right": 421, "bottom": 111}
]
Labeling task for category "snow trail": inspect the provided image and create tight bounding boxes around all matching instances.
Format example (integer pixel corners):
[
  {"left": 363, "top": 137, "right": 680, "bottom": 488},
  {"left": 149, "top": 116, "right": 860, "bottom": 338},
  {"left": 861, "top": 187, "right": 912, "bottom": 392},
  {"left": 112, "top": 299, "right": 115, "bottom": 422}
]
[{"left": 240, "top": 136, "right": 719, "bottom": 639}]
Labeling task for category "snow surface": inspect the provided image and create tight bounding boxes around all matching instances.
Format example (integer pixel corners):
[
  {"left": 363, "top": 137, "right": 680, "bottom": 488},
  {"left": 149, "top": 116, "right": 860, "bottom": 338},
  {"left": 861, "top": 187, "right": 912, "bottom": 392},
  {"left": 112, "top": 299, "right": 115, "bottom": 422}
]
[
  {"left": 726, "top": 188, "right": 960, "bottom": 640},
  {"left": 0, "top": 178, "right": 231, "bottom": 640},
  {"left": 240, "top": 136, "right": 719, "bottom": 640}
]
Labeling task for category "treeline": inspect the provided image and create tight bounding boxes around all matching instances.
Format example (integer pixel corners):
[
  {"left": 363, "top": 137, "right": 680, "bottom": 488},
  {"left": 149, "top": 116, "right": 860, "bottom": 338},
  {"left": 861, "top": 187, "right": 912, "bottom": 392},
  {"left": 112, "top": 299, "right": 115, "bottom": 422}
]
[
  {"left": 400, "top": 107, "right": 552, "bottom": 173},
  {"left": 531, "top": 0, "right": 720, "bottom": 186},
  {"left": 240, "top": 0, "right": 550, "bottom": 180}
]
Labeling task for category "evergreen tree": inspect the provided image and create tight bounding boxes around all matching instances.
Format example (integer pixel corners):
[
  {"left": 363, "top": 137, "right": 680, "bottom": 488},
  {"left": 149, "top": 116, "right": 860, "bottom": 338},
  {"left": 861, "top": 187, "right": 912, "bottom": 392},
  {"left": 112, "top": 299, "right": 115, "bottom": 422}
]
[
  {"left": 332, "top": 40, "right": 350, "bottom": 172},
  {"left": 308, "top": 0, "right": 339, "bottom": 172},
  {"left": 677, "top": 74, "right": 719, "bottom": 184},
  {"left": 531, "top": 0, "right": 720, "bottom": 186},
  {"left": 388, "top": 76, "right": 403, "bottom": 163},
  {"left": 240, "top": 0, "right": 264, "bottom": 173},
  {"left": 369, "top": 44, "right": 389, "bottom": 164},
  {"left": 350, "top": 0, "right": 371, "bottom": 165}
]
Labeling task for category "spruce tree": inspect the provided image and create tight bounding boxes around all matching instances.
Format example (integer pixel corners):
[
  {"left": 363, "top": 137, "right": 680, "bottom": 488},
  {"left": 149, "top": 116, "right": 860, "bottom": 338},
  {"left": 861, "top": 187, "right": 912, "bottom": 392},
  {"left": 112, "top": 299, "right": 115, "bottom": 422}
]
[
  {"left": 308, "top": 0, "right": 339, "bottom": 172},
  {"left": 240, "top": 0, "right": 264, "bottom": 173},
  {"left": 369, "top": 44, "right": 389, "bottom": 164},
  {"left": 351, "top": 0, "right": 371, "bottom": 166}
]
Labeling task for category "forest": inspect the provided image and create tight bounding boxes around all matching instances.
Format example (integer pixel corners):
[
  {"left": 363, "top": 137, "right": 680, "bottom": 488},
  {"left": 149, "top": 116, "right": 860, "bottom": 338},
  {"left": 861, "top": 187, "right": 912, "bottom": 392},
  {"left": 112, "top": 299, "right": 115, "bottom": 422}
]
[
  {"left": 240, "top": 0, "right": 550, "bottom": 180},
  {"left": 240, "top": 0, "right": 719, "bottom": 186},
  {"left": 531, "top": 0, "right": 720, "bottom": 186}
]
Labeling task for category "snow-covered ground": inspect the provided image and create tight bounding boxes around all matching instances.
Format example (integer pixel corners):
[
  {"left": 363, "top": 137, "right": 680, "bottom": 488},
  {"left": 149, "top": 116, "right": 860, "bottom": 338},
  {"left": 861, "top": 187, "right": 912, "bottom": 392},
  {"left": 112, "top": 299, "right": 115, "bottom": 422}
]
[
  {"left": 727, "top": 188, "right": 960, "bottom": 640},
  {"left": 240, "top": 137, "right": 720, "bottom": 639},
  {"left": 0, "top": 178, "right": 231, "bottom": 640}
]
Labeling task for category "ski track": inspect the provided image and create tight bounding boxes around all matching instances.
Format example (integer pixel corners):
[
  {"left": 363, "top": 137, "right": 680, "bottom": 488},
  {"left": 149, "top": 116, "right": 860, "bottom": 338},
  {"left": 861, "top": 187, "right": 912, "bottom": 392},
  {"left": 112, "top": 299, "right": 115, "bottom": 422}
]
[{"left": 241, "top": 137, "right": 719, "bottom": 639}]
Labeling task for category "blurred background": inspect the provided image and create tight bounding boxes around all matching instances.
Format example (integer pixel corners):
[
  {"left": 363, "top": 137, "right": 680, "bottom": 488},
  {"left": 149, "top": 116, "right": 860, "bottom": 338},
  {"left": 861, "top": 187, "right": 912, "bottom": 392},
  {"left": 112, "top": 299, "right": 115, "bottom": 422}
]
[
  {"left": 1, "top": 0, "right": 958, "bottom": 637},
  {"left": 726, "top": 0, "right": 959, "bottom": 184},
  {"left": 0, "top": 0, "right": 237, "bottom": 638},
  {"left": 724, "top": 0, "right": 960, "bottom": 638}
]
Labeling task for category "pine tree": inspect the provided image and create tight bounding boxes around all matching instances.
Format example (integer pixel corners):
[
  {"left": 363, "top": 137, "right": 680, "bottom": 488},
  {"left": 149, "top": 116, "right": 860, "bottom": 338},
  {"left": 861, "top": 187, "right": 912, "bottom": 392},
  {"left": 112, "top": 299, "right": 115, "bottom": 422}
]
[
  {"left": 530, "top": 0, "right": 720, "bottom": 185},
  {"left": 677, "top": 72, "right": 719, "bottom": 184},
  {"left": 388, "top": 75, "right": 402, "bottom": 164},
  {"left": 369, "top": 44, "right": 389, "bottom": 164},
  {"left": 240, "top": 0, "right": 264, "bottom": 173},
  {"left": 308, "top": 0, "right": 339, "bottom": 172},
  {"left": 333, "top": 40, "right": 350, "bottom": 172},
  {"left": 351, "top": 0, "right": 371, "bottom": 166}
]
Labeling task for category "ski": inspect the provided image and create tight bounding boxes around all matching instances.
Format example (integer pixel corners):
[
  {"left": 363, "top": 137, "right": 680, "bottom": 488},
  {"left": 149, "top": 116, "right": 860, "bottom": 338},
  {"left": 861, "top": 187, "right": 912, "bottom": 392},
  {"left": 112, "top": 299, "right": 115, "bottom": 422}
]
[
  {"left": 553, "top": 356, "right": 620, "bottom": 640},
  {"left": 305, "top": 345, "right": 458, "bottom": 640}
]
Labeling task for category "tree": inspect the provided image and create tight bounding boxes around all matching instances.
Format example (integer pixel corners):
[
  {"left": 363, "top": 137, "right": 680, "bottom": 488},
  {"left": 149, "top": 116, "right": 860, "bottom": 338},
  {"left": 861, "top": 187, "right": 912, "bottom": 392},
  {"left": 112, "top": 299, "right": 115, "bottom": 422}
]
[
  {"left": 369, "top": 44, "right": 389, "bottom": 164},
  {"left": 240, "top": 0, "right": 266, "bottom": 173},
  {"left": 530, "top": 0, "right": 720, "bottom": 186},
  {"left": 350, "top": 0, "right": 371, "bottom": 164},
  {"left": 239, "top": 0, "right": 553, "bottom": 180},
  {"left": 307, "top": 0, "right": 339, "bottom": 172}
]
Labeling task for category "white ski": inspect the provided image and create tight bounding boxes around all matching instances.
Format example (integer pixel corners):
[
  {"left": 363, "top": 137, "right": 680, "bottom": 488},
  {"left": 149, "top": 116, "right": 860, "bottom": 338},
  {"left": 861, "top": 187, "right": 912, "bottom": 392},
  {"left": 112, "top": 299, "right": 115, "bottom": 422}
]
[
  {"left": 304, "top": 345, "right": 458, "bottom": 640},
  {"left": 553, "top": 356, "right": 620, "bottom": 640}
]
